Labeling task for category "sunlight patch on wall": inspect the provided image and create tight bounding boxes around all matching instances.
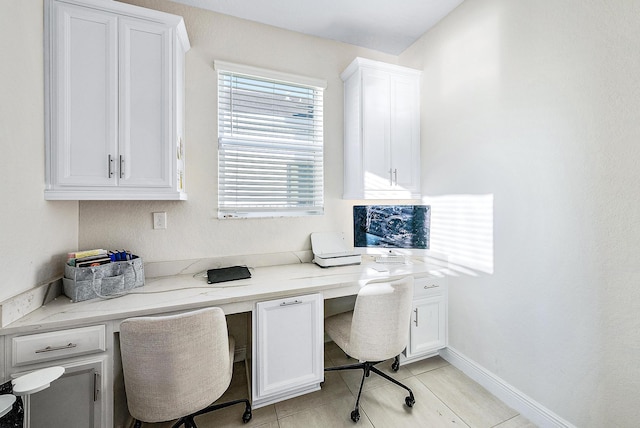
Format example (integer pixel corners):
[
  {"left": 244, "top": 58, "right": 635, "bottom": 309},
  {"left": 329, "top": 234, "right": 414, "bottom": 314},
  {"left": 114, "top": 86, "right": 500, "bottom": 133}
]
[
  {"left": 362, "top": 171, "right": 415, "bottom": 199},
  {"left": 424, "top": 194, "right": 494, "bottom": 274}
]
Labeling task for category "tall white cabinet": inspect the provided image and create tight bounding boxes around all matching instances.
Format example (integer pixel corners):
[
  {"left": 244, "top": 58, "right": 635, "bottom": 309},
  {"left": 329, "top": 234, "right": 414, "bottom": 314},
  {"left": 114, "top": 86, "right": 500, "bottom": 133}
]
[
  {"left": 342, "top": 58, "right": 422, "bottom": 199},
  {"left": 44, "top": 0, "right": 190, "bottom": 200}
]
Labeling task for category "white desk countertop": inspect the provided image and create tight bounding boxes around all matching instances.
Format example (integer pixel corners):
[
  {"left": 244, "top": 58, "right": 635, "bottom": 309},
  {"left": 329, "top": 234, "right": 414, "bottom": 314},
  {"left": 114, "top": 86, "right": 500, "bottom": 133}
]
[{"left": 0, "top": 258, "right": 445, "bottom": 335}]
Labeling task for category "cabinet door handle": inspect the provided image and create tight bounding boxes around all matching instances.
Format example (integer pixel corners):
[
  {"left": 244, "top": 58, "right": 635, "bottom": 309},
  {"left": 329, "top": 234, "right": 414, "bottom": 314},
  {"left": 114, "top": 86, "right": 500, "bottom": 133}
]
[
  {"left": 414, "top": 308, "right": 419, "bottom": 327},
  {"left": 119, "top": 155, "right": 124, "bottom": 179},
  {"left": 388, "top": 169, "right": 393, "bottom": 186},
  {"left": 394, "top": 168, "right": 398, "bottom": 185},
  {"left": 34, "top": 342, "right": 77, "bottom": 354},
  {"left": 108, "top": 155, "right": 114, "bottom": 178},
  {"left": 93, "top": 371, "right": 101, "bottom": 402},
  {"left": 280, "top": 299, "right": 303, "bottom": 306}
]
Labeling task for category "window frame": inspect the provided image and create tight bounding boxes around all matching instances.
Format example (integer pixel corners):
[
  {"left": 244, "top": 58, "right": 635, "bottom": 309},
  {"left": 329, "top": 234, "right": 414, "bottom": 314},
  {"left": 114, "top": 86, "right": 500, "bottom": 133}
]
[{"left": 214, "top": 61, "right": 327, "bottom": 219}]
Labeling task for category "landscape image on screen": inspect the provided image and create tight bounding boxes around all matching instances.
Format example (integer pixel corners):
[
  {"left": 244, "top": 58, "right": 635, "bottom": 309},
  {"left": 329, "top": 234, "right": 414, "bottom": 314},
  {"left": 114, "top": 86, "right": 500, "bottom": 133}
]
[{"left": 353, "top": 205, "right": 430, "bottom": 249}]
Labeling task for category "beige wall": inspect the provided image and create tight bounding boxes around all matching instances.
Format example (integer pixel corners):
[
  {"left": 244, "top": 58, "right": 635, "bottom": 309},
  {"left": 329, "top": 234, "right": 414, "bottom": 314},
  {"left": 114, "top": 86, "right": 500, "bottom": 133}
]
[
  {"left": 0, "top": 0, "right": 78, "bottom": 302},
  {"left": 78, "top": 0, "right": 402, "bottom": 261},
  {"left": 400, "top": 0, "right": 640, "bottom": 426}
]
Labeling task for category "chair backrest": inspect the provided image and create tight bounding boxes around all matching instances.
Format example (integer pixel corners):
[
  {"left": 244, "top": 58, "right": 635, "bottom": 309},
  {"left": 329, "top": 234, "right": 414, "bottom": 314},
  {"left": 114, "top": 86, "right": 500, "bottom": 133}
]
[
  {"left": 348, "top": 276, "right": 414, "bottom": 362},
  {"left": 119, "top": 307, "right": 232, "bottom": 423}
]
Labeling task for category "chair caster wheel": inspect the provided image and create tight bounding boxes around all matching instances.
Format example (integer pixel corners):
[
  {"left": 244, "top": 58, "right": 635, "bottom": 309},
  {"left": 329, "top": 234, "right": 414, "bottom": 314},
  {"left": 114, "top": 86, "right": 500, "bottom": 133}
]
[
  {"left": 350, "top": 409, "right": 360, "bottom": 422},
  {"left": 242, "top": 409, "right": 252, "bottom": 423},
  {"left": 391, "top": 360, "right": 400, "bottom": 372},
  {"left": 405, "top": 396, "right": 415, "bottom": 407}
]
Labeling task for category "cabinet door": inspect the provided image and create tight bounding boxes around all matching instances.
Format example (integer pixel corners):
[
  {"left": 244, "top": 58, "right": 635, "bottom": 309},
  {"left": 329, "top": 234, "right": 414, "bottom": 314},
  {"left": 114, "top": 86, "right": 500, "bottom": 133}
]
[
  {"left": 26, "top": 357, "right": 106, "bottom": 428},
  {"left": 52, "top": 2, "right": 118, "bottom": 187},
  {"left": 118, "top": 18, "right": 173, "bottom": 188},
  {"left": 390, "top": 74, "right": 420, "bottom": 193},
  {"left": 407, "top": 296, "right": 446, "bottom": 358},
  {"left": 254, "top": 294, "right": 323, "bottom": 403},
  {"left": 361, "top": 68, "right": 392, "bottom": 191}
]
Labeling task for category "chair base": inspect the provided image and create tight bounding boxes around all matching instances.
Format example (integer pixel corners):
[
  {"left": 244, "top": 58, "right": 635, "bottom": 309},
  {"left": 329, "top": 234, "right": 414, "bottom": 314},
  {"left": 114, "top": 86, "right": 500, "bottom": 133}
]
[
  {"left": 133, "top": 398, "right": 252, "bottom": 428},
  {"left": 325, "top": 356, "right": 414, "bottom": 423}
]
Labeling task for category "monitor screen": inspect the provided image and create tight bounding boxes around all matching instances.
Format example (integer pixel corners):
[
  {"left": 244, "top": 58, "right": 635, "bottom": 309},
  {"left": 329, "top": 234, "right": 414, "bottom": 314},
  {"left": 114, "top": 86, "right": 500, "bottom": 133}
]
[{"left": 353, "top": 205, "right": 431, "bottom": 251}]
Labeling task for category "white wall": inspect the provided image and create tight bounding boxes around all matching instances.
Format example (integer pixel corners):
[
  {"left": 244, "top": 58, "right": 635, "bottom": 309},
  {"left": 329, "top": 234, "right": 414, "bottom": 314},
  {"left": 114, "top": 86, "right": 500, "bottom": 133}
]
[
  {"left": 0, "top": 0, "right": 78, "bottom": 302},
  {"left": 78, "top": 0, "right": 402, "bottom": 261},
  {"left": 401, "top": 0, "right": 640, "bottom": 426}
]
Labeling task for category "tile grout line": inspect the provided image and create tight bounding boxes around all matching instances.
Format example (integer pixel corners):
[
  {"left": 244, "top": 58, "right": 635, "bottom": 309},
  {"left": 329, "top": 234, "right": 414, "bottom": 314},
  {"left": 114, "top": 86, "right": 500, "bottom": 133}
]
[{"left": 413, "top": 365, "right": 474, "bottom": 428}]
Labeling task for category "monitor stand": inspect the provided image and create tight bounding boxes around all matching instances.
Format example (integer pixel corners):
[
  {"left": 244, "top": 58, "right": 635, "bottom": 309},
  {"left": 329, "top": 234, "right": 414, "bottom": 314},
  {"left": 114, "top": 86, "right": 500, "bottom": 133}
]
[{"left": 374, "top": 251, "right": 406, "bottom": 264}]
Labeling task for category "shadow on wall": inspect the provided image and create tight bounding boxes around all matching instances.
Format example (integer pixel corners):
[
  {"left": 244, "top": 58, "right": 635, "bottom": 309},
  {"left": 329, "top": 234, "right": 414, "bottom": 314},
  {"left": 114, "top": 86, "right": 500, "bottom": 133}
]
[{"left": 423, "top": 194, "right": 494, "bottom": 276}]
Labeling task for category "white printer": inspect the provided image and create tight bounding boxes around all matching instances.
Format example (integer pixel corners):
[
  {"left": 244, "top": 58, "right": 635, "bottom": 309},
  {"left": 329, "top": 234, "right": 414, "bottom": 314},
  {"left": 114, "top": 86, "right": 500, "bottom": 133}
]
[{"left": 310, "top": 232, "right": 362, "bottom": 267}]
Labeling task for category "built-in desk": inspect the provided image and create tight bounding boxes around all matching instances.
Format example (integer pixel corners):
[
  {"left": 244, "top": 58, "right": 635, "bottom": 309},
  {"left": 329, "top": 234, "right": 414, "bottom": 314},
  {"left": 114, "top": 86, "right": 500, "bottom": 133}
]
[{"left": 0, "top": 256, "right": 448, "bottom": 428}]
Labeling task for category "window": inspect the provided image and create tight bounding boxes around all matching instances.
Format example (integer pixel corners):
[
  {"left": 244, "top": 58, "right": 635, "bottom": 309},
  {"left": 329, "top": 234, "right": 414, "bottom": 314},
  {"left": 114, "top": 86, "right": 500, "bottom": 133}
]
[{"left": 215, "top": 61, "right": 326, "bottom": 218}]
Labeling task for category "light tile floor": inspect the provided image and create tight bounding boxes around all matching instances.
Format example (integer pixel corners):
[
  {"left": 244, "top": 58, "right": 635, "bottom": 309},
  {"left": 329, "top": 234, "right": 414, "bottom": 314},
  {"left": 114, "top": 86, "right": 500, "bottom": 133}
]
[{"left": 144, "top": 342, "right": 537, "bottom": 428}]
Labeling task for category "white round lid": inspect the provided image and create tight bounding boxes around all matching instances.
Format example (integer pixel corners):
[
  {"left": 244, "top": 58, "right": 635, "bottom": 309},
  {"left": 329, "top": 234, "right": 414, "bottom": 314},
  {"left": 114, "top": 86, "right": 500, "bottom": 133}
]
[
  {"left": 12, "top": 366, "right": 65, "bottom": 396},
  {"left": 0, "top": 394, "right": 16, "bottom": 418}
]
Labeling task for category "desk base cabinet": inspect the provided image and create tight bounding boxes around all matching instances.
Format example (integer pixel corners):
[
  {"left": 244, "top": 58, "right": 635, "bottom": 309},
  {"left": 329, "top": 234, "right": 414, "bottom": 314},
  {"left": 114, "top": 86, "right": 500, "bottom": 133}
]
[
  {"left": 402, "top": 276, "right": 448, "bottom": 364},
  {"left": 5, "top": 325, "right": 110, "bottom": 428},
  {"left": 252, "top": 293, "right": 323, "bottom": 408}
]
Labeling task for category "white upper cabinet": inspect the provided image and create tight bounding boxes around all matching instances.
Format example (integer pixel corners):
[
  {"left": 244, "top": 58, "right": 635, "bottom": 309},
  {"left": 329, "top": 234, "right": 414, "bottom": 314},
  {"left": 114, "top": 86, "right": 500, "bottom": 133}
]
[
  {"left": 50, "top": 3, "right": 118, "bottom": 189},
  {"left": 44, "top": 0, "right": 190, "bottom": 200},
  {"left": 342, "top": 58, "right": 421, "bottom": 199}
]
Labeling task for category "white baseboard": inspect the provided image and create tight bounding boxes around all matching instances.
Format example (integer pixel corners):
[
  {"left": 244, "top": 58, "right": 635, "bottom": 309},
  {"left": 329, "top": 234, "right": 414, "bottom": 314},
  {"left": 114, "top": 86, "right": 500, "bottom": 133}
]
[{"left": 439, "top": 347, "right": 575, "bottom": 428}]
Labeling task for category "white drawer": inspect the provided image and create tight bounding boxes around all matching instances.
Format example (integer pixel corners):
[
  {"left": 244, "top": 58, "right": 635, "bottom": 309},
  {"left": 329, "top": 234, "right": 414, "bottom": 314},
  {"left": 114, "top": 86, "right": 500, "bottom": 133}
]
[
  {"left": 12, "top": 325, "right": 106, "bottom": 366},
  {"left": 413, "top": 276, "right": 445, "bottom": 298}
]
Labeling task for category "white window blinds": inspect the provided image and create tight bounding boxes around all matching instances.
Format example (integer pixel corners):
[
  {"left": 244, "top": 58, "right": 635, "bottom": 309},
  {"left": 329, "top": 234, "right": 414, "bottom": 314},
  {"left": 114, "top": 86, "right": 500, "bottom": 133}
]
[{"left": 216, "top": 62, "right": 326, "bottom": 218}]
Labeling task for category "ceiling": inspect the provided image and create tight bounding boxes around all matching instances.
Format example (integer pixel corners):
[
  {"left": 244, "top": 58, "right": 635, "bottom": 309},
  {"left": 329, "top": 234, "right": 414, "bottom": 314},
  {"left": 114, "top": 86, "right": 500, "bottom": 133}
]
[{"left": 169, "top": 0, "right": 464, "bottom": 55}]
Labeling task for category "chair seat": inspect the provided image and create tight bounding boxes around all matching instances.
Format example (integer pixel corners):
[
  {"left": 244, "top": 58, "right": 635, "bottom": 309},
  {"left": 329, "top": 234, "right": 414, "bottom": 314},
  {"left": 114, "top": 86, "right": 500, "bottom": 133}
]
[{"left": 324, "top": 311, "right": 354, "bottom": 357}]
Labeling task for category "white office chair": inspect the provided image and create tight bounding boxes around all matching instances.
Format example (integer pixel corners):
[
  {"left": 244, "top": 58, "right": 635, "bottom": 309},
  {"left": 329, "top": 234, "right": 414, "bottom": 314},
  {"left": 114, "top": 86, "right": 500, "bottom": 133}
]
[
  {"left": 324, "top": 276, "right": 414, "bottom": 422},
  {"left": 119, "top": 307, "right": 252, "bottom": 428}
]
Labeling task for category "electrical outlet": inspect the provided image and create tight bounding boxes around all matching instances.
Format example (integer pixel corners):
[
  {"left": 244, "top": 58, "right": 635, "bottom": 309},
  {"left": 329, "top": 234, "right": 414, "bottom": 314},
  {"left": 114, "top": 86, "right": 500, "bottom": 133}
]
[{"left": 153, "top": 212, "right": 167, "bottom": 229}]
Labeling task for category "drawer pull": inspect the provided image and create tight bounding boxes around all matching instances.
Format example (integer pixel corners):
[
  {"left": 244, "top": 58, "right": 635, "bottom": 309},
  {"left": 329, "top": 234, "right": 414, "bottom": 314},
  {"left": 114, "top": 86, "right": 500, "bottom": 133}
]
[
  {"left": 280, "top": 299, "right": 303, "bottom": 306},
  {"left": 35, "top": 343, "right": 77, "bottom": 354},
  {"left": 424, "top": 284, "right": 439, "bottom": 289}
]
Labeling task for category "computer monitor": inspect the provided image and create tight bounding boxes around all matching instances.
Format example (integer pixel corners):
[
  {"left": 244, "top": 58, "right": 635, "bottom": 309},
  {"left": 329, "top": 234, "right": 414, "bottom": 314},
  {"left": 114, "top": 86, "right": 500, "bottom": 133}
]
[{"left": 353, "top": 205, "right": 431, "bottom": 256}]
